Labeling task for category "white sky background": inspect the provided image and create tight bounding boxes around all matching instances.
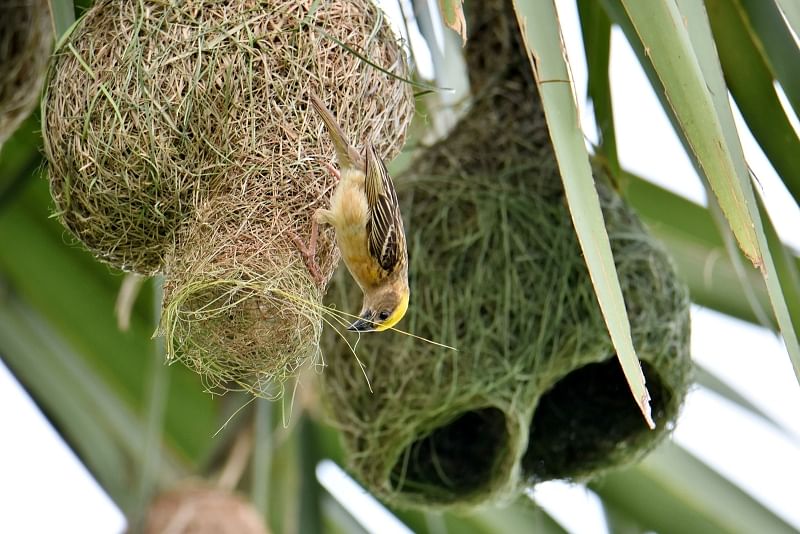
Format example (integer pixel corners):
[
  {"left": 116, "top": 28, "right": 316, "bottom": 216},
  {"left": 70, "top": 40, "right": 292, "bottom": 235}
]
[
  {"left": 2, "top": 1, "right": 800, "bottom": 533},
  {"left": 0, "top": 361, "right": 126, "bottom": 533}
]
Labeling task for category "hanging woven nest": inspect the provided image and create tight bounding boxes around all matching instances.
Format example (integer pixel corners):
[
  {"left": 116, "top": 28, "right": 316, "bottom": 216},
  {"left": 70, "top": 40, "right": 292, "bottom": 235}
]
[
  {"left": 42, "top": 0, "right": 414, "bottom": 393},
  {"left": 0, "top": 0, "right": 52, "bottom": 145},
  {"left": 42, "top": 0, "right": 413, "bottom": 275},
  {"left": 321, "top": 168, "right": 691, "bottom": 510},
  {"left": 319, "top": 0, "right": 690, "bottom": 511}
]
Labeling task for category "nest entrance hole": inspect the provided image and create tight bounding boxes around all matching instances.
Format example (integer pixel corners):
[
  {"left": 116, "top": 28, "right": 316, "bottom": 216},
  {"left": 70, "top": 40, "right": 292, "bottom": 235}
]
[
  {"left": 523, "top": 360, "right": 668, "bottom": 482},
  {"left": 389, "top": 407, "right": 509, "bottom": 501}
]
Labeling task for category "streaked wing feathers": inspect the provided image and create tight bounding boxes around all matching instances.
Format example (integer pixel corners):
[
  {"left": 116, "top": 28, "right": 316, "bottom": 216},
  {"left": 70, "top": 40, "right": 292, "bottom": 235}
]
[{"left": 365, "top": 144, "right": 405, "bottom": 274}]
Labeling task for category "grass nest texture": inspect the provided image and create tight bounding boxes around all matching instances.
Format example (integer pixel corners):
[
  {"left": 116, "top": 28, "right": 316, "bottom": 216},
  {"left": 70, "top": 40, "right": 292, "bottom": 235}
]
[
  {"left": 43, "top": 0, "right": 413, "bottom": 275},
  {"left": 0, "top": 0, "right": 52, "bottom": 145},
  {"left": 320, "top": 167, "right": 690, "bottom": 510},
  {"left": 42, "top": 0, "right": 414, "bottom": 394}
]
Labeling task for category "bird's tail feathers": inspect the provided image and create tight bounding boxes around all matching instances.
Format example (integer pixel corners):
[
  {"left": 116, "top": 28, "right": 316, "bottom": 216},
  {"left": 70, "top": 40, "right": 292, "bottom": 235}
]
[{"left": 309, "top": 94, "right": 362, "bottom": 170}]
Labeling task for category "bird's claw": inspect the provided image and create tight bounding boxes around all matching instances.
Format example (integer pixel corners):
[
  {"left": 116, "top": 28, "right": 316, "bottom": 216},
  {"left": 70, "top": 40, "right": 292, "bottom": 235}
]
[
  {"left": 288, "top": 222, "right": 324, "bottom": 287},
  {"left": 323, "top": 161, "right": 341, "bottom": 183}
]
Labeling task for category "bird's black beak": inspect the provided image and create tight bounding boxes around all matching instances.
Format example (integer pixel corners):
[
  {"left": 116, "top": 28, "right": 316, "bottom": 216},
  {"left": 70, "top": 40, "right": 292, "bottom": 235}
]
[{"left": 347, "top": 314, "right": 376, "bottom": 332}]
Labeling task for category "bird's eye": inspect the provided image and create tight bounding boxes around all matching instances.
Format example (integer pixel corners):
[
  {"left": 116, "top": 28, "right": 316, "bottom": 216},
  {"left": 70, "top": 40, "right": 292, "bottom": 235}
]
[{"left": 378, "top": 310, "right": 390, "bottom": 321}]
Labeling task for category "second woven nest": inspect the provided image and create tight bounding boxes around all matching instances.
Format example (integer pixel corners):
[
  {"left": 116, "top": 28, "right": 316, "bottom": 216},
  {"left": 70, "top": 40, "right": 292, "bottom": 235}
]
[
  {"left": 319, "top": 0, "right": 691, "bottom": 507},
  {"left": 321, "top": 168, "right": 691, "bottom": 510}
]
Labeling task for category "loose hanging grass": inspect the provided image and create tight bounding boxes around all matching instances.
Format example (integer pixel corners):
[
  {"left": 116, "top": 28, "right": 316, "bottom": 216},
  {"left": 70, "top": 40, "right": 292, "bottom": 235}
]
[
  {"left": 42, "top": 0, "right": 413, "bottom": 274},
  {"left": 42, "top": 0, "right": 414, "bottom": 393},
  {"left": 0, "top": 0, "right": 52, "bottom": 145},
  {"left": 160, "top": 192, "right": 337, "bottom": 397}
]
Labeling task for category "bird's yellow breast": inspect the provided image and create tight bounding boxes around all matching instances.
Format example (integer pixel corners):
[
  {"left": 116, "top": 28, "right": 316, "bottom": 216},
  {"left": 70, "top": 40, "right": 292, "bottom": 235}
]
[{"left": 326, "top": 171, "right": 383, "bottom": 288}]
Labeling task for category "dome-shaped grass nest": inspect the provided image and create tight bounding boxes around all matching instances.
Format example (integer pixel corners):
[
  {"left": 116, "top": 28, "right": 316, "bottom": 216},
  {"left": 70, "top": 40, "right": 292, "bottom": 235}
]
[
  {"left": 42, "top": 0, "right": 414, "bottom": 394},
  {"left": 145, "top": 483, "right": 267, "bottom": 534},
  {"left": 43, "top": 0, "right": 413, "bottom": 274},
  {"left": 320, "top": 169, "right": 690, "bottom": 510},
  {"left": 0, "top": 0, "right": 52, "bottom": 145}
]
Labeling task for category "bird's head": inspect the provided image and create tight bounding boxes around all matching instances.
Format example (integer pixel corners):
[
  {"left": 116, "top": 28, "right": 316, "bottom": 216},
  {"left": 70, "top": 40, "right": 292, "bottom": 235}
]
[{"left": 347, "top": 284, "right": 409, "bottom": 333}]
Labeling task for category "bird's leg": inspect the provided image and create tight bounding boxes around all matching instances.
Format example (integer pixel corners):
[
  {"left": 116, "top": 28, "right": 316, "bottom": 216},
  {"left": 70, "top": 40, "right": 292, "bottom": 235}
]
[
  {"left": 292, "top": 159, "right": 337, "bottom": 286},
  {"left": 323, "top": 161, "right": 341, "bottom": 183},
  {"left": 289, "top": 218, "right": 323, "bottom": 286}
]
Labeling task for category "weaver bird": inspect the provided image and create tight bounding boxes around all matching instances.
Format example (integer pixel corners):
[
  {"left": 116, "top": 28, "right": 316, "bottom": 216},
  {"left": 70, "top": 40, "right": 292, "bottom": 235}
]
[{"left": 290, "top": 95, "right": 409, "bottom": 333}]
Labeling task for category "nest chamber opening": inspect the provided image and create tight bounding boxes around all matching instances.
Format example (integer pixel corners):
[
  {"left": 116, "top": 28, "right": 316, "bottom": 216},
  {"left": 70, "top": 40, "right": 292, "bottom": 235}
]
[
  {"left": 390, "top": 407, "right": 513, "bottom": 500},
  {"left": 523, "top": 360, "right": 672, "bottom": 482}
]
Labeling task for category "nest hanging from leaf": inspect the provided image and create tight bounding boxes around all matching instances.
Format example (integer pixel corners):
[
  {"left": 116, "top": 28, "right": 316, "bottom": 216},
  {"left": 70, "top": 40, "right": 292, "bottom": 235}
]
[
  {"left": 43, "top": 0, "right": 413, "bottom": 275},
  {"left": 0, "top": 0, "right": 52, "bottom": 145},
  {"left": 321, "top": 169, "right": 691, "bottom": 511}
]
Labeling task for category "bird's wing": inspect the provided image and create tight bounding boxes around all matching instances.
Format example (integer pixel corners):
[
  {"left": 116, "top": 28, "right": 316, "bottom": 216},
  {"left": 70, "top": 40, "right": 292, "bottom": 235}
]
[{"left": 364, "top": 143, "right": 405, "bottom": 274}]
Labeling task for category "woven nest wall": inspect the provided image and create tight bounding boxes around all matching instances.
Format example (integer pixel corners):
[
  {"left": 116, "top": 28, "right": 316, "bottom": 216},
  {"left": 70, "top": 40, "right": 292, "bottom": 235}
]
[
  {"left": 43, "top": 0, "right": 413, "bottom": 274},
  {"left": 43, "top": 0, "right": 414, "bottom": 394},
  {"left": 319, "top": 0, "right": 691, "bottom": 511},
  {"left": 0, "top": 0, "right": 52, "bottom": 145}
]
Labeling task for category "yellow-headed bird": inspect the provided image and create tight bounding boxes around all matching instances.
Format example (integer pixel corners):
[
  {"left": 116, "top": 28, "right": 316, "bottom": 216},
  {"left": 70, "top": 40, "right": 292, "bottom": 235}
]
[{"left": 291, "top": 95, "right": 409, "bottom": 333}]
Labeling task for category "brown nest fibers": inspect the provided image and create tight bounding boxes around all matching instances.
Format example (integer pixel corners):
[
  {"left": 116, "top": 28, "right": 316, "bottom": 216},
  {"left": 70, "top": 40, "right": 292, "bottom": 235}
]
[
  {"left": 43, "top": 0, "right": 412, "bottom": 274},
  {"left": 144, "top": 483, "right": 268, "bottom": 534}
]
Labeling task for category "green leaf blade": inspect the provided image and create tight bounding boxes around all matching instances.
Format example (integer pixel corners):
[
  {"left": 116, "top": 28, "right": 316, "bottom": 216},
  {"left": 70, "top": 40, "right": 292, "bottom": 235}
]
[
  {"left": 706, "top": 0, "right": 800, "bottom": 204},
  {"left": 513, "top": 0, "right": 654, "bottom": 427},
  {"left": 739, "top": 0, "right": 800, "bottom": 120},
  {"left": 577, "top": 0, "right": 619, "bottom": 175},
  {"left": 48, "top": 0, "right": 76, "bottom": 40},
  {"left": 672, "top": 0, "right": 800, "bottom": 390},
  {"left": 620, "top": 0, "right": 762, "bottom": 268},
  {"left": 592, "top": 442, "right": 798, "bottom": 534},
  {"left": 615, "top": 0, "right": 800, "bottom": 389},
  {"left": 438, "top": 0, "right": 467, "bottom": 45},
  {"left": 774, "top": 0, "right": 800, "bottom": 49}
]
